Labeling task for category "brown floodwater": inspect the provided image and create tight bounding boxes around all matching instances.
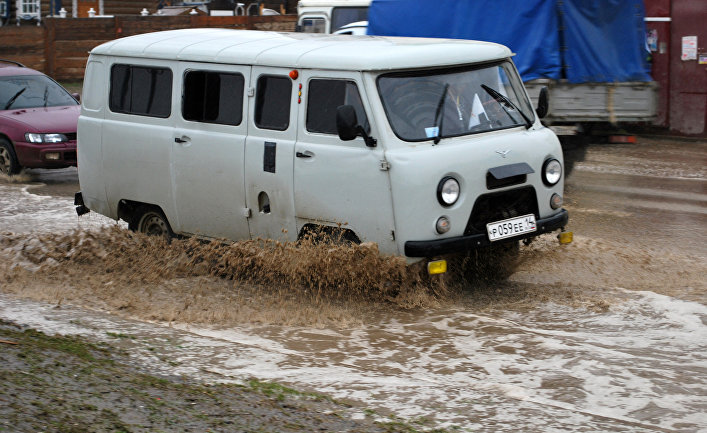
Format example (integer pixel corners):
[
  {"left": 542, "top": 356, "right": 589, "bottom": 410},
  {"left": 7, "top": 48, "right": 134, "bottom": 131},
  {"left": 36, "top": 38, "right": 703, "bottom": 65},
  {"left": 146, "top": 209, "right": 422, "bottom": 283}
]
[{"left": 1, "top": 136, "right": 705, "bottom": 431}]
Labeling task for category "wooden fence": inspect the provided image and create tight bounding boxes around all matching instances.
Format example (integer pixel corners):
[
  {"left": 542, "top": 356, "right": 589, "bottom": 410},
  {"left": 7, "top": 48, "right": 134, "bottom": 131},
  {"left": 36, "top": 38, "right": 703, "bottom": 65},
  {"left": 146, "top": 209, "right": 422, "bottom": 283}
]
[{"left": 0, "top": 15, "right": 297, "bottom": 80}]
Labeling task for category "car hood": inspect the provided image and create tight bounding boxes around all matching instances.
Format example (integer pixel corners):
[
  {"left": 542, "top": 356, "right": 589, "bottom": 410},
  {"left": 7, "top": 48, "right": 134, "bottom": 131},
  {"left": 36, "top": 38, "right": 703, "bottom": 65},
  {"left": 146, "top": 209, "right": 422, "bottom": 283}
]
[{"left": 0, "top": 105, "right": 79, "bottom": 133}]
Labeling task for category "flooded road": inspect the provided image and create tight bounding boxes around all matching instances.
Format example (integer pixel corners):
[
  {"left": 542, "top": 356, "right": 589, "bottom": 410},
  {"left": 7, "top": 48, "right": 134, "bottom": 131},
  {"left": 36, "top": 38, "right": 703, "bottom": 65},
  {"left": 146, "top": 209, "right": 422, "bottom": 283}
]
[{"left": 1, "top": 136, "right": 706, "bottom": 432}]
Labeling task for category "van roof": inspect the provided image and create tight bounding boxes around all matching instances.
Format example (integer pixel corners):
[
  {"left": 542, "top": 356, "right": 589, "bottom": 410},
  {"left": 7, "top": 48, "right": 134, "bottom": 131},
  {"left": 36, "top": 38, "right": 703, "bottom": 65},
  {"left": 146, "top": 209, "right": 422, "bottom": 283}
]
[{"left": 89, "top": 29, "right": 512, "bottom": 72}]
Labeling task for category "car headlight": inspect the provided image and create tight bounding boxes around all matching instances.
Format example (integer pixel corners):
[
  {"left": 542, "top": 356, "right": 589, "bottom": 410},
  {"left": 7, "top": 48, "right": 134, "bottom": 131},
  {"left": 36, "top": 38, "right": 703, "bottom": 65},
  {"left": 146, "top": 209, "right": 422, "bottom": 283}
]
[
  {"left": 25, "top": 133, "right": 68, "bottom": 144},
  {"left": 542, "top": 159, "right": 562, "bottom": 186},
  {"left": 437, "top": 176, "right": 460, "bottom": 206}
]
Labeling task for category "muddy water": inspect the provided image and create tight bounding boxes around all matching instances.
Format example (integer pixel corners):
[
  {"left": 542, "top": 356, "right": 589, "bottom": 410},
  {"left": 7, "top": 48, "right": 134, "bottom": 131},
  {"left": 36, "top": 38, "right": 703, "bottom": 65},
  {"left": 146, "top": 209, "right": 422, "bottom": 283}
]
[{"left": 1, "top": 137, "right": 706, "bottom": 432}]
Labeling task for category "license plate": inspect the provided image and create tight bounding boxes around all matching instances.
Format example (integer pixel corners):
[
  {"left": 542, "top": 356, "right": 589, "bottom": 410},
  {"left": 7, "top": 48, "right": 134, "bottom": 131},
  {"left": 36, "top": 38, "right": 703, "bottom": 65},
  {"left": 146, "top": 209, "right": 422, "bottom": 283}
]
[{"left": 486, "top": 214, "right": 536, "bottom": 241}]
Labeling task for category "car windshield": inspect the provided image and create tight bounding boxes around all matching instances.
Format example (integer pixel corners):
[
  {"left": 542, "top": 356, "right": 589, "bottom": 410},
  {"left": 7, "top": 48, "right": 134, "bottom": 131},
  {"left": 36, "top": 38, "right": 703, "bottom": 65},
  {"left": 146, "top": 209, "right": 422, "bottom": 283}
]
[
  {"left": 0, "top": 75, "right": 78, "bottom": 110},
  {"left": 377, "top": 61, "right": 535, "bottom": 142}
]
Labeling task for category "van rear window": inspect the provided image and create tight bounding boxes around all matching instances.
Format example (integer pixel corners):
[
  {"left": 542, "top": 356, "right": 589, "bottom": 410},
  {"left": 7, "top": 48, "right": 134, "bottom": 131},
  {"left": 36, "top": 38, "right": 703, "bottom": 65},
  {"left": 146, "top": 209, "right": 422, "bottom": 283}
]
[
  {"left": 182, "top": 70, "right": 244, "bottom": 126},
  {"left": 109, "top": 64, "right": 172, "bottom": 118}
]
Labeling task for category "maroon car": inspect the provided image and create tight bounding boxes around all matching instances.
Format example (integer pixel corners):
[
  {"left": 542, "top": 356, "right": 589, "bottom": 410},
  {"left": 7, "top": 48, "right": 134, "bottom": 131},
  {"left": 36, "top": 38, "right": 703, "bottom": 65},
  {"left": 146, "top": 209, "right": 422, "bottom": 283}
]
[{"left": 0, "top": 59, "right": 79, "bottom": 175}]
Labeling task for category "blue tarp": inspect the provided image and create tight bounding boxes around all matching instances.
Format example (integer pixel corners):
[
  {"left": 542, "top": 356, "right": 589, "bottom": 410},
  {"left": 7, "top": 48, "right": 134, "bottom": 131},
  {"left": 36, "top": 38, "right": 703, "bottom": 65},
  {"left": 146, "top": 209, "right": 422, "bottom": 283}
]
[
  {"left": 561, "top": 0, "right": 651, "bottom": 82},
  {"left": 367, "top": 0, "right": 651, "bottom": 83}
]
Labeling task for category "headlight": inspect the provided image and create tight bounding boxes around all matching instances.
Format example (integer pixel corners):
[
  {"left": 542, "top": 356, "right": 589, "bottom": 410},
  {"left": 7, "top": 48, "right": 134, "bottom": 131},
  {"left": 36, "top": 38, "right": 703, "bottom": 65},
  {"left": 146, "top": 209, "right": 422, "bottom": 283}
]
[
  {"left": 437, "top": 176, "right": 460, "bottom": 206},
  {"left": 435, "top": 216, "right": 450, "bottom": 234},
  {"left": 25, "top": 133, "right": 68, "bottom": 144},
  {"left": 542, "top": 159, "right": 562, "bottom": 186}
]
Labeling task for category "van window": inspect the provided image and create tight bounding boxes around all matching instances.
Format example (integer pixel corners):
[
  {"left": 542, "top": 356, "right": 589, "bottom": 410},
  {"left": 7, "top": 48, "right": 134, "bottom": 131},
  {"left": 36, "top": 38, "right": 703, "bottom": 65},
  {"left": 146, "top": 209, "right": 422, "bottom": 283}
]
[
  {"left": 183, "top": 70, "right": 244, "bottom": 126},
  {"left": 300, "top": 17, "right": 326, "bottom": 33},
  {"left": 377, "top": 61, "right": 534, "bottom": 142},
  {"left": 255, "top": 75, "right": 291, "bottom": 131},
  {"left": 306, "top": 79, "right": 369, "bottom": 135},
  {"left": 109, "top": 64, "right": 172, "bottom": 118}
]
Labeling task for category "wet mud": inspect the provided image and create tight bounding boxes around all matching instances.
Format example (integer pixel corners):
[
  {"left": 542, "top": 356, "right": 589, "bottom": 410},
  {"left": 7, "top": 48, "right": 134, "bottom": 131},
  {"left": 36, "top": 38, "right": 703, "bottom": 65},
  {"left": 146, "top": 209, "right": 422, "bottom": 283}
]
[{"left": 1, "top": 136, "right": 706, "bottom": 431}]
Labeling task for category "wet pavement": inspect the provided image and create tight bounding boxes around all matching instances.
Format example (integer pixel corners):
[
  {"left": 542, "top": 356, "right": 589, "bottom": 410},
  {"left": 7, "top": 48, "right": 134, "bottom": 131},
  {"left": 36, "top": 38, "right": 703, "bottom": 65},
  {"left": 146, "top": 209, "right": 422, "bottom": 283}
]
[{"left": 1, "top": 136, "right": 706, "bottom": 432}]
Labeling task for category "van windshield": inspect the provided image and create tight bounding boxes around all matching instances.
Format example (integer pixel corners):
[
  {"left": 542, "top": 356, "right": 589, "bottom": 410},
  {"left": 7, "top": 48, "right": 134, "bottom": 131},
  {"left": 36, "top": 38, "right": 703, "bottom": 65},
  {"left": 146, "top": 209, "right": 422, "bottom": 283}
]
[{"left": 377, "top": 61, "right": 535, "bottom": 142}]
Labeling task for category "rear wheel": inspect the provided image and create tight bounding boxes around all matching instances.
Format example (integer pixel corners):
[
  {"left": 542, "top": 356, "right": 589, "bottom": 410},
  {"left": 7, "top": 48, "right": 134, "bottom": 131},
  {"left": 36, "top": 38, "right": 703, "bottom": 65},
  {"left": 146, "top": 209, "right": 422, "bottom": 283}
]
[
  {"left": 128, "top": 206, "right": 174, "bottom": 240},
  {"left": 0, "top": 138, "right": 21, "bottom": 175}
]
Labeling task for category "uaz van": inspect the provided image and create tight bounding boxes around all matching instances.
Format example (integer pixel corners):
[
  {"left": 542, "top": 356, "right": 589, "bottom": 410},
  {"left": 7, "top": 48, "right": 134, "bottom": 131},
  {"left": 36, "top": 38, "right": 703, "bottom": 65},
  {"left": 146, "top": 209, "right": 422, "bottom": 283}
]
[{"left": 76, "top": 29, "right": 569, "bottom": 274}]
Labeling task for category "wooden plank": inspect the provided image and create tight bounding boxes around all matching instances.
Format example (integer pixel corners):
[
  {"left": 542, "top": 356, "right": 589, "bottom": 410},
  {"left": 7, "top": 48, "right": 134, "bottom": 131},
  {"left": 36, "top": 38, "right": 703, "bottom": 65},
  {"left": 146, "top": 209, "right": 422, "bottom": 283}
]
[
  {"left": 54, "top": 40, "right": 109, "bottom": 56},
  {"left": 54, "top": 57, "right": 91, "bottom": 69},
  {"left": 54, "top": 67, "right": 88, "bottom": 81},
  {"left": 51, "top": 18, "right": 115, "bottom": 40}
]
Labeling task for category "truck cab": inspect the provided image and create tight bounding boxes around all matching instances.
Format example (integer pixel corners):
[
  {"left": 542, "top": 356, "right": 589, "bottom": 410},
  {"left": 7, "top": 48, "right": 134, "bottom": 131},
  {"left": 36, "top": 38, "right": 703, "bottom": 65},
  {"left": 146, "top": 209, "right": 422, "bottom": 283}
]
[{"left": 296, "top": 0, "right": 370, "bottom": 34}]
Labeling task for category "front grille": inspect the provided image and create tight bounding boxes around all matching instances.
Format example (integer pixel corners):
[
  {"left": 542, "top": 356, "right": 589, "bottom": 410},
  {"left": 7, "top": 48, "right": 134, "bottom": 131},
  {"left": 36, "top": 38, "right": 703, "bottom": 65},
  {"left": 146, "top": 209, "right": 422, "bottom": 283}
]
[
  {"left": 64, "top": 151, "right": 77, "bottom": 161},
  {"left": 64, "top": 132, "right": 77, "bottom": 141},
  {"left": 464, "top": 186, "right": 538, "bottom": 235},
  {"left": 486, "top": 172, "right": 526, "bottom": 190}
]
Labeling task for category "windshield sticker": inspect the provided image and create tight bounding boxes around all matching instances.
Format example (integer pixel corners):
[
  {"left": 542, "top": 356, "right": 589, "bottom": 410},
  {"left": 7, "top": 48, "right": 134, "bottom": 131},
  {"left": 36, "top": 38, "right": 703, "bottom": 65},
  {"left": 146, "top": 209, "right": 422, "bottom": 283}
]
[
  {"left": 425, "top": 126, "right": 440, "bottom": 138},
  {"left": 468, "top": 94, "right": 486, "bottom": 128}
]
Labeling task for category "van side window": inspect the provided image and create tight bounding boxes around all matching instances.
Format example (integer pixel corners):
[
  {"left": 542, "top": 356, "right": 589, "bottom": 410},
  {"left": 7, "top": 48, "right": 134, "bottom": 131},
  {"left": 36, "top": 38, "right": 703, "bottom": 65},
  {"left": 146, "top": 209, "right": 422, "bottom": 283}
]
[
  {"left": 255, "top": 75, "right": 291, "bottom": 131},
  {"left": 182, "top": 70, "right": 244, "bottom": 126},
  {"left": 306, "top": 79, "right": 369, "bottom": 135},
  {"left": 109, "top": 64, "right": 172, "bottom": 118}
]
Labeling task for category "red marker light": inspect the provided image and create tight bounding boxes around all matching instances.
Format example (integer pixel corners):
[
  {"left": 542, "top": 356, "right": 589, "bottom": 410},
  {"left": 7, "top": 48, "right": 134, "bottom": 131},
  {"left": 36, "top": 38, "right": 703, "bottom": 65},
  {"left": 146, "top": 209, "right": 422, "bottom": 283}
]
[{"left": 289, "top": 70, "right": 299, "bottom": 80}]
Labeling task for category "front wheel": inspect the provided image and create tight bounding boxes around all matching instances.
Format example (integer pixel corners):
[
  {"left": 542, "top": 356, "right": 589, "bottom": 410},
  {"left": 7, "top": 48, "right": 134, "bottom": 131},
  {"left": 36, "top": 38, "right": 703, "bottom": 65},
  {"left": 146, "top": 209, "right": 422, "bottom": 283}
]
[
  {"left": 0, "top": 138, "right": 22, "bottom": 175},
  {"left": 128, "top": 206, "right": 174, "bottom": 240}
]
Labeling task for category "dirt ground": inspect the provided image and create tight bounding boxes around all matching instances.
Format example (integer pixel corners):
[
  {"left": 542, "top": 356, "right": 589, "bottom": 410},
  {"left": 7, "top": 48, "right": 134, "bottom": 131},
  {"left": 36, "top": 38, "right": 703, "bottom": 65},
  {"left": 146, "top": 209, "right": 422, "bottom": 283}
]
[{"left": 0, "top": 317, "right": 439, "bottom": 433}]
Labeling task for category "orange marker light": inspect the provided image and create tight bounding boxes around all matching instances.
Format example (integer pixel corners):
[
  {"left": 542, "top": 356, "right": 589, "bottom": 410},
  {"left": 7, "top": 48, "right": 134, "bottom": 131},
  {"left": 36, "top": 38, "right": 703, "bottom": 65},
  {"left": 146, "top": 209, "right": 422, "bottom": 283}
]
[{"left": 289, "top": 70, "right": 299, "bottom": 80}]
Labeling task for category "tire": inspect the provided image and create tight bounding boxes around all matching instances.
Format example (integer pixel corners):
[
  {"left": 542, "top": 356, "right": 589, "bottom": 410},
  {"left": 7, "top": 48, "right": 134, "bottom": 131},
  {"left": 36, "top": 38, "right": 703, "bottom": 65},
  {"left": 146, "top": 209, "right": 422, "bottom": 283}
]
[
  {"left": 448, "top": 241, "right": 521, "bottom": 282},
  {"left": 298, "top": 224, "right": 360, "bottom": 246},
  {"left": 0, "top": 138, "right": 22, "bottom": 175},
  {"left": 128, "top": 206, "right": 174, "bottom": 240}
]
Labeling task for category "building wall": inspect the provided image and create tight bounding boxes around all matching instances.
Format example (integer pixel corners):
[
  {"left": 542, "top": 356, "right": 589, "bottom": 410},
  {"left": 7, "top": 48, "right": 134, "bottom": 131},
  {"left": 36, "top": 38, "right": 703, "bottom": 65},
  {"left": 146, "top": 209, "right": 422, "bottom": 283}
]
[{"left": 644, "top": 0, "right": 707, "bottom": 135}]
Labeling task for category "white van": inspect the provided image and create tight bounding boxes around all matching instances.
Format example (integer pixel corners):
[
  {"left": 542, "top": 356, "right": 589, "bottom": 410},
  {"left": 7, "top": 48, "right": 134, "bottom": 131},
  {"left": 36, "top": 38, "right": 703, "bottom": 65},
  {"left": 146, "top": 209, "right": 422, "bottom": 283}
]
[{"left": 76, "top": 29, "right": 569, "bottom": 273}]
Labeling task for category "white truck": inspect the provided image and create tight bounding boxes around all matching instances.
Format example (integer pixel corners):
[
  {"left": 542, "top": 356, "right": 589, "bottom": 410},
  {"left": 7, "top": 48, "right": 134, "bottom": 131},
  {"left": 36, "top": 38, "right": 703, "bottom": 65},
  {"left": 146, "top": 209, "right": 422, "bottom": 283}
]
[{"left": 297, "top": 0, "right": 658, "bottom": 134}]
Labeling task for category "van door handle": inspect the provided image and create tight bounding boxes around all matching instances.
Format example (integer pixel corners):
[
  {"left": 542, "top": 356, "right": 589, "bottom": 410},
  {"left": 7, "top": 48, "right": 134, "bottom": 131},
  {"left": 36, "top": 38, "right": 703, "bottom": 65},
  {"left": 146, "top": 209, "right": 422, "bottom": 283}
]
[
  {"left": 174, "top": 137, "right": 190, "bottom": 144},
  {"left": 296, "top": 151, "right": 313, "bottom": 158}
]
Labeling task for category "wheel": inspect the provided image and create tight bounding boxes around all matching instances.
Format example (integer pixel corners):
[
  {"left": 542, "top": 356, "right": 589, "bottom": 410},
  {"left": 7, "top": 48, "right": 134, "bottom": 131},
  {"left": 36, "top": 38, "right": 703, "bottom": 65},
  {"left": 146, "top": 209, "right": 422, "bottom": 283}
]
[
  {"left": 129, "top": 206, "right": 174, "bottom": 240},
  {"left": 0, "top": 138, "right": 21, "bottom": 175},
  {"left": 298, "top": 224, "right": 360, "bottom": 246},
  {"left": 451, "top": 241, "right": 521, "bottom": 282}
]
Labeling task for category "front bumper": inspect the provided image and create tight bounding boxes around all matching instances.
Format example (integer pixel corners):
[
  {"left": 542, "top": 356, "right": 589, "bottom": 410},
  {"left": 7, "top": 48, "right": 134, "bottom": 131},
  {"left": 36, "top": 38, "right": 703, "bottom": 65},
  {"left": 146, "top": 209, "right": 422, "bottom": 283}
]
[
  {"left": 13, "top": 140, "right": 77, "bottom": 168},
  {"left": 404, "top": 209, "right": 569, "bottom": 258}
]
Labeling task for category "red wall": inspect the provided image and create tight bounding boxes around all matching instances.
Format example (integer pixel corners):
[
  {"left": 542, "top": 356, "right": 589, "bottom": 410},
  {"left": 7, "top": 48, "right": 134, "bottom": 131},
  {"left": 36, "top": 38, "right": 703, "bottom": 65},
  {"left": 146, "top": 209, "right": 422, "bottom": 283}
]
[{"left": 644, "top": 0, "right": 707, "bottom": 135}]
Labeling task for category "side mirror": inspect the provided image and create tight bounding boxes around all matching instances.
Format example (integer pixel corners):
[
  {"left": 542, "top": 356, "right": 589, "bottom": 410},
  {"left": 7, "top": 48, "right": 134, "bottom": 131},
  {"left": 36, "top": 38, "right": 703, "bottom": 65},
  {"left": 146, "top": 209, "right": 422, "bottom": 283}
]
[
  {"left": 536, "top": 86, "right": 549, "bottom": 119},
  {"left": 336, "top": 105, "right": 376, "bottom": 147},
  {"left": 71, "top": 92, "right": 81, "bottom": 103}
]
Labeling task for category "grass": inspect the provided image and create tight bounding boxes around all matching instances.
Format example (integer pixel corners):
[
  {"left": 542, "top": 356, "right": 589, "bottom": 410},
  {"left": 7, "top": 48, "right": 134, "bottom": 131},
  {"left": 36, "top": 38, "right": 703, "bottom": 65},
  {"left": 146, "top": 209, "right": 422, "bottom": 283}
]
[{"left": 1, "top": 319, "right": 447, "bottom": 432}]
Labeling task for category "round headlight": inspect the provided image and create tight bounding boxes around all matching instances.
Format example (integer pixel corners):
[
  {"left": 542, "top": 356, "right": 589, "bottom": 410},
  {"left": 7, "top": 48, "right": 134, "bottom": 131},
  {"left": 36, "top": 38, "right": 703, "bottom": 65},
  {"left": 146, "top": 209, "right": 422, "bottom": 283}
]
[
  {"left": 543, "top": 159, "right": 562, "bottom": 186},
  {"left": 437, "top": 177, "right": 460, "bottom": 206}
]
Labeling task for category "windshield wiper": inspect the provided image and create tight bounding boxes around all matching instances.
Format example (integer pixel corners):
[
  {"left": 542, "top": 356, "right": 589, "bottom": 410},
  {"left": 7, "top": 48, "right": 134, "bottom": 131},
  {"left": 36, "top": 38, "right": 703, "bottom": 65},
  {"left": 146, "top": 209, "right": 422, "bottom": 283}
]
[
  {"left": 481, "top": 84, "right": 532, "bottom": 129},
  {"left": 43, "top": 85, "right": 49, "bottom": 107},
  {"left": 432, "top": 83, "right": 449, "bottom": 144},
  {"left": 4, "top": 87, "right": 27, "bottom": 110}
]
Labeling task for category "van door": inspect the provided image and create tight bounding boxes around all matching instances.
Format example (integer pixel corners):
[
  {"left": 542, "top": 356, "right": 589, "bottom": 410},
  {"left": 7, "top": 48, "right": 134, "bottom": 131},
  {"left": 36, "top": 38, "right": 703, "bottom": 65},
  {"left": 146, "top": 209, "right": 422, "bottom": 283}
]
[
  {"left": 172, "top": 62, "right": 250, "bottom": 240},
  {"left": 244, "top": 67, "right": 299, "bottom": 241},
  {"left": 293, "top": 71, "right": 397, "bottom": 254}
]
